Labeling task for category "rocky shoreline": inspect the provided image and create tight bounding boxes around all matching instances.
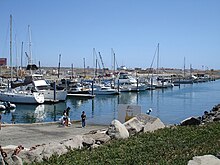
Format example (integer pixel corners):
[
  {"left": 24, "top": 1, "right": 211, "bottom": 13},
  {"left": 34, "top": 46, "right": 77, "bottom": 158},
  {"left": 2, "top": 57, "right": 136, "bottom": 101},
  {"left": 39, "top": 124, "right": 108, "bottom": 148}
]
[
  {"left": 0, "top": 114, "right": 165, "bottom": 164},
  {"left": 1, "top": 104, "right": 220, "bottom": 164},
  {"left": 180, "top": 103, "right": 220, "bottom": 126}
]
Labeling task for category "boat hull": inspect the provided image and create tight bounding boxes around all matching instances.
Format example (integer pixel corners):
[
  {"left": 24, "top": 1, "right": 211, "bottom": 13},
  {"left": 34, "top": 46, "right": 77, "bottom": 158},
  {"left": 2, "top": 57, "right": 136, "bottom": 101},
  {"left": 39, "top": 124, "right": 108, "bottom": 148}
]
[
  {"left": 40, "top": 90, "right": 67, "bottom": 102},
  {"left": 0, "top": 91, "right": 44, "bottom": 104}
]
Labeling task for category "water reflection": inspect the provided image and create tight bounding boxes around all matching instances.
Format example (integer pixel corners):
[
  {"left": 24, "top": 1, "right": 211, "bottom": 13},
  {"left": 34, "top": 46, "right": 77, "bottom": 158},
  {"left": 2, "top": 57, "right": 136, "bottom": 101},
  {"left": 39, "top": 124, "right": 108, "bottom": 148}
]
[{"left": 3, "top": 102, "right": 67, "bottom": 124}]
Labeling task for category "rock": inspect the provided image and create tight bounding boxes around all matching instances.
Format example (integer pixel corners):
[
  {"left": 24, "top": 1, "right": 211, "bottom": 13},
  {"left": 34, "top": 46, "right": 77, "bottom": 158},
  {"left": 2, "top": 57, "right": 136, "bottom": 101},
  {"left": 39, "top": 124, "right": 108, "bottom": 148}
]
[
  {"left": 60, "top": 135, "right": 83, "bottom": 149},
  {"left": 91, "top": 144, "right": 100, "bottom": 149},
  {"left": 180, "top": 117, "right": 201, "bottom": 126},
  {"left": 87, "top": 129, "right": 107, "bottom": 134},
  {"left": 213, "top": 115, "right": 220, "bottom": 121},
  {"left": 107, "top": 120, "right": 129, "bottom": 139},
  {"left": 188, "top": 155, "right": 220, "bottom": 165},
  {"left": 212, "top": 105, "right": 220, "bottom": 112},
  {"left": 89, "top": 132, "right": 111, "bottom": 144},
  {"left": 19, "top": 150, "right": 43, "bottom": 164},
  {"left": 3, "top": 156, "right": 14, "bottom": 165},
  {"left": 41, "top": 142, "right": 68, "bottom": 159},
  {"left": 82, "top": 135, "right": 95, "bottom": 148},
  {"left": 136, "top": 114, "right": 165, "bottom": 132},
  {"left": 11, "top": 155, "right": 23, "bottom": 165},
  {"left": 0, "top": 154, "right": 5, "bottom": 165},
  {"left": 123, "top": 117, "right": 143, "bottom": 135}
]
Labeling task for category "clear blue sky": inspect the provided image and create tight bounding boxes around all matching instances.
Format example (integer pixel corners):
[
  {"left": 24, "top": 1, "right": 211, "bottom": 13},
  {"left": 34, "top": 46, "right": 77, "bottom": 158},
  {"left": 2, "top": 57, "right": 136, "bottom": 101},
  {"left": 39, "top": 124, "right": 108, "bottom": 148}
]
[{"left": 0, "top": 0, "right": 220, "bottom": 70}]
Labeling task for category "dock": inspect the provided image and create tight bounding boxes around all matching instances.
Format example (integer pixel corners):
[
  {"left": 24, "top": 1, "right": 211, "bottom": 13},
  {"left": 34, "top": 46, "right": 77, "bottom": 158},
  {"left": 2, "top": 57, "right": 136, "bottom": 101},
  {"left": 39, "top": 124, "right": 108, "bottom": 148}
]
[{"left": 67, "top": 93, "right": 95, "bottom": 99}]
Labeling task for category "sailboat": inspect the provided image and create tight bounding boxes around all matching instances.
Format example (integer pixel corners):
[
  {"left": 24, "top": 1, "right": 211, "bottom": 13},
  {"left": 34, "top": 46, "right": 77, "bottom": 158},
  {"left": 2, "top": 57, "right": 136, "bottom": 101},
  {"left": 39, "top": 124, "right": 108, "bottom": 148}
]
[
  {"left": 20, "top": 26, "right": 67, "bottom": 102},
  {"left": 148, "top": 43, "right": 174, "bottom": 88},
  {"left": 0, "top": 15, "right": 44, "bottom": 104},
  {"left": 173, "top": 57, "right": 194, "bottom": 85}
]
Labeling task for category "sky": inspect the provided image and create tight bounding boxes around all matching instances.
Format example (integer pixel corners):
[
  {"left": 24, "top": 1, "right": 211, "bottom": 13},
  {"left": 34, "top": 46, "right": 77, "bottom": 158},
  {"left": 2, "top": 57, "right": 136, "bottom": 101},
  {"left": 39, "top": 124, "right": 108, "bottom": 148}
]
[{"left": 0, "top": 0, "right": 220, "bottom": 70}]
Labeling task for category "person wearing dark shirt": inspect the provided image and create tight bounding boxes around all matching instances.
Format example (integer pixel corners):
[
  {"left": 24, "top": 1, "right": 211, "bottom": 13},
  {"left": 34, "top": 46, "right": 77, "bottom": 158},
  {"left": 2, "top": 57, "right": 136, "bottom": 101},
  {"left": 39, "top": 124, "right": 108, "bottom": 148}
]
[{"left": 81, "top": 111, "right": 86, "bottom": 128}]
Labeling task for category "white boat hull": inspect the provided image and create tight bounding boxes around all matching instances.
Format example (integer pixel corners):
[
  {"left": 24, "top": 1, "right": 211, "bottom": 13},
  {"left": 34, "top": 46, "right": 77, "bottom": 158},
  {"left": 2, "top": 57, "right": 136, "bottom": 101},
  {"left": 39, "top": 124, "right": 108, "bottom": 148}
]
[
  {"left": 40, "top": 90, "right": 67, "bottom": 102},
  {"left": 0, "top": 91, "right": 44, "bottom": 104}
]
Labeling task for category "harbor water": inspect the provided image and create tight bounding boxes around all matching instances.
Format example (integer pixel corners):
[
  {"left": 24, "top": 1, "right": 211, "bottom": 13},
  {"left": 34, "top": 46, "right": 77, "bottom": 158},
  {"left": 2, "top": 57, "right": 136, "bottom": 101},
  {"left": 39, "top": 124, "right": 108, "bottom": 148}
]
[{"left": 1, "top": 80, "right": 220, "bottom": 125}]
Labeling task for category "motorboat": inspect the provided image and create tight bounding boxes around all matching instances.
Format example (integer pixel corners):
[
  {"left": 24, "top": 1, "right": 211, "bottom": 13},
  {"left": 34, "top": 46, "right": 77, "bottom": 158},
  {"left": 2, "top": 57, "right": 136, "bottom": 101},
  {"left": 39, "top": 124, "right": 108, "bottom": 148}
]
[
  {"left": 115, "top": 72, "right": 146, "bottom": 92},
  {"left": 24, "top": 74, "right": 67, "bottom": 102},
  {"left": 90, "top": 84, "right": 119, "bottom": 95}
]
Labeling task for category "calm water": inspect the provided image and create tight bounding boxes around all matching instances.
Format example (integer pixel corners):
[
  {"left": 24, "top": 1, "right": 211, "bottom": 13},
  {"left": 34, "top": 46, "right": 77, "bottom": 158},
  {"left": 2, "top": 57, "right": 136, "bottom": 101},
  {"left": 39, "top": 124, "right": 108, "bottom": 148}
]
[{"left": 1, "top": 80, "right": 220, "bottom": 125}]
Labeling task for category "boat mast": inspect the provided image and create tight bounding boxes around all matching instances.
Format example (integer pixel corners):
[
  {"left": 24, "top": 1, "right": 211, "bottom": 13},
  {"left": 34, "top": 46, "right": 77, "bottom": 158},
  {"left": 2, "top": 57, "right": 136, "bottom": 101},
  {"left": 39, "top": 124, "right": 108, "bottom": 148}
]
[
  {"left": 10, "top": 15, "right": 13, "bottom": 82},
  {"left": 71, "top": 63, "right": 73, "bottom": 79},
  {"left": 183, "top": 57, "right": 186, "bottom": 78},
  {"left": 28, "top": 25, "right": 32, "bottom": 65},
  {"left": 93, "top": 48, "right": 96, "bottom": 79},
  {"left": 58, "top": 54, "right": 61, "bottom": 78},
  {"left": 21, "top": 41, "right": 23, "bottom": 69},
  {"left": 83, "top": 57, "right": 86, "bottom": 78},
  {"left": 157, "top": 43, "right": 159, "bottom": 75}
]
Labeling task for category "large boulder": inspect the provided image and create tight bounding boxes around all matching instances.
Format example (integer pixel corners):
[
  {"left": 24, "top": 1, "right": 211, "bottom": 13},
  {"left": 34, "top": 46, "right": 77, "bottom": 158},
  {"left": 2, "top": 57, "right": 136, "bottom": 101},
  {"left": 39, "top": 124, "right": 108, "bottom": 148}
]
[
  {"left": 123, "top": 117, "right": 143, "bottom": 135},
  {"left": 89, "top": 133, "right": 111, "bottom": 144},
  {"left": 82, "top": 135, "right": 95, "bottom": 148},
  {"left": 136, "top": 114, "right": 165, "bottom": 132},
  {"left": 180, "top": 117, "right": 201, "bottom": 126},
  {"left": 41, "top": 142, "right": 68, "bottom": 159},
  {"left": 188, "top": 155, "right": 220, "bottom": 165},
  {"left": 19, "top": 150, "right": 43, "bottom": 164},
  {"left": 107, "top": 120, "right": 129, "bottom": 139},
  {"left": 60, "top": 135, "right": 83, "bottom": 149}
]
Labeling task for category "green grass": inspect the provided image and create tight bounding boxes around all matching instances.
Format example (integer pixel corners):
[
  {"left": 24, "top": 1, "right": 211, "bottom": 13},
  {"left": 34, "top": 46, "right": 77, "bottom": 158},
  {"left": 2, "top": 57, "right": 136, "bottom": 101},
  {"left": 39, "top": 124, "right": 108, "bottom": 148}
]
[{"left": 31, "top": 122, "right": 220, "bottom": 165}]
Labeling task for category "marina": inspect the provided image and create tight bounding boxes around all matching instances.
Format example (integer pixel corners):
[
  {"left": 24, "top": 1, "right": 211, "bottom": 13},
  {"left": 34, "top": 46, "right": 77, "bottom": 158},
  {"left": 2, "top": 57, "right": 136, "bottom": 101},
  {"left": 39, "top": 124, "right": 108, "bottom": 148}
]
[{"left": 1, "top": 79, "right": 220, "bottom": 125}]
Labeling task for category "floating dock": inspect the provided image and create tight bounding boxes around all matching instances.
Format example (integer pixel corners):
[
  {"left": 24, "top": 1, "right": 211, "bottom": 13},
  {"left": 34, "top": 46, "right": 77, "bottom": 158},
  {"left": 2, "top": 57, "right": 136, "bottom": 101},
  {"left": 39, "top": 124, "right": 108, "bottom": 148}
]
[{"left": 67, "top": 93, "right": 95, "bottom": 99}]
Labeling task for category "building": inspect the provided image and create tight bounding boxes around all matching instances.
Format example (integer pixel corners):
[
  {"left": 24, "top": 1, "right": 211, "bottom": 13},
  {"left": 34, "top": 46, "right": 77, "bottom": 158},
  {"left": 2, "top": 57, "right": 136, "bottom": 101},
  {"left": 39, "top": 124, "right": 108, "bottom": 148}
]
[{"left": 0, "top": 58, "right": 7, "bottom": 66}]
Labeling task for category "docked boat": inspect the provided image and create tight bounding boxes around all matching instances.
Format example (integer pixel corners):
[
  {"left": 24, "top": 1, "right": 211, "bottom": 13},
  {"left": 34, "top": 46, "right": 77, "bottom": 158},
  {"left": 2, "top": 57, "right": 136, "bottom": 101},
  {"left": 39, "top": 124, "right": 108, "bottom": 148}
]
[
  {"left": 24, "top": 74, "right": 67, "bottom": 102},
  {"left": 115, "top": 72, "right": 146, "bottom": 92},
  {"left": 0, "top": 15, "right": 45, "bottom": 105},
  {"left": 90, "top": 84, "right": 119, "bottom": 95},
  {"left": 0, "top": 89, "right": 44, "bottom": 104}
]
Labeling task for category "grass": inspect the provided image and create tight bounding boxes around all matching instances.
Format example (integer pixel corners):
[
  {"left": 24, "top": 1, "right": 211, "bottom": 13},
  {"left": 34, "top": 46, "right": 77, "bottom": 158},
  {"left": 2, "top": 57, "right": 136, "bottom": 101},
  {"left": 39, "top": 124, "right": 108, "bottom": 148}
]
[{"left": 31, "top": 122, "right": 220, "bottom": 165}]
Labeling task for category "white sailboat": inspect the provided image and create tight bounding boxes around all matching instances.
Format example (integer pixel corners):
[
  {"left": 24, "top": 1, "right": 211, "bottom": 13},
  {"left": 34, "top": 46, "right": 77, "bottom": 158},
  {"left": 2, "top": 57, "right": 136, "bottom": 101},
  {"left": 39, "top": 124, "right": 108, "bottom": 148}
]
[{"left": 0, "top": 15, "right": 44, "bottom": 104}]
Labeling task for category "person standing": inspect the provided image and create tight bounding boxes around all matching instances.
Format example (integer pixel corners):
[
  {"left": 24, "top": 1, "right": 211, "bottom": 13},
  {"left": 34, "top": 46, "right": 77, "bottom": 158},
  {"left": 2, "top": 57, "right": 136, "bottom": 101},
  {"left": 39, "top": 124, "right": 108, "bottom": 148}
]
[{"left": 81, "top": 111, "right": 86, "bottom": 128}]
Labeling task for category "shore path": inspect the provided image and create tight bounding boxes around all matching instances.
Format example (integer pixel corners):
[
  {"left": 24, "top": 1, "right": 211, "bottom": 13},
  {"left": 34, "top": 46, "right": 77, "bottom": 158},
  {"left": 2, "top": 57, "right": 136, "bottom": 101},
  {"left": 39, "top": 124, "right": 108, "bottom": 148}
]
[{"left": 0, "top": 122, "right": 107, "bottom": 148}]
